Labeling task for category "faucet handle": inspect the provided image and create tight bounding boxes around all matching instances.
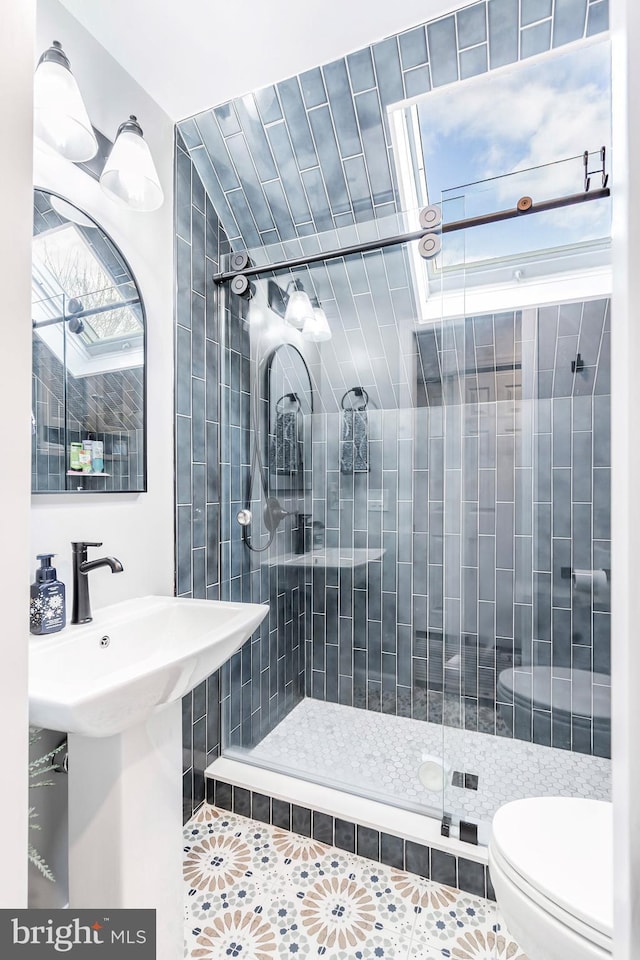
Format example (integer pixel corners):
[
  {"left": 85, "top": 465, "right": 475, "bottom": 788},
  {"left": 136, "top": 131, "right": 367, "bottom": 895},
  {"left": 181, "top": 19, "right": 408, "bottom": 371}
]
[{"left": 72, "top": 541, "right": 103, "bottom": 551}]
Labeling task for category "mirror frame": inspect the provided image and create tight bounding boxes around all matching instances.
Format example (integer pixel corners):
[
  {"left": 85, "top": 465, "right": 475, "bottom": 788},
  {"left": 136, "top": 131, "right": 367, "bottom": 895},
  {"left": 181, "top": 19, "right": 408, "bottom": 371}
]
[{"left": 32, "top": 187, "right": 148, "bottom": 495}]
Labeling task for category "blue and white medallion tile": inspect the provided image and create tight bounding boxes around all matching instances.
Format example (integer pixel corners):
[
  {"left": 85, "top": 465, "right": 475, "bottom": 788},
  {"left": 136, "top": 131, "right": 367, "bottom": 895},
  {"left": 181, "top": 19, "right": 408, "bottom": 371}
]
[{"left": 183, "top": 805, "right": 527, "bottom": 959}]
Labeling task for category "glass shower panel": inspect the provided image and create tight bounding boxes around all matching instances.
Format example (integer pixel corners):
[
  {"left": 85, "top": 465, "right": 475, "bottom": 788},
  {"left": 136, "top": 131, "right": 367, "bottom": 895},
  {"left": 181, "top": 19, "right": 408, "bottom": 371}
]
[
  {"left": 217, "top": 160, "right": 611, "bottom": 842},
  {"left": 439, "top": 158, "right": 612, "bottom": 844},
  {"left": 219, "top": 223, "right": 451, "bottom": 822}
]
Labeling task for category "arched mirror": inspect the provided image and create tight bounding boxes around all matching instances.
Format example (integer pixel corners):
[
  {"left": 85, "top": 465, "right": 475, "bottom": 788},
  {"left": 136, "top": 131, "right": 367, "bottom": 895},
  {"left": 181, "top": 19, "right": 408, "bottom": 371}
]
[
  {"left": 32, "top": 190, "right": 146, "bottom": 493},
  {"left": 266, "top": 343, "right": 313, "bottom": 493}
]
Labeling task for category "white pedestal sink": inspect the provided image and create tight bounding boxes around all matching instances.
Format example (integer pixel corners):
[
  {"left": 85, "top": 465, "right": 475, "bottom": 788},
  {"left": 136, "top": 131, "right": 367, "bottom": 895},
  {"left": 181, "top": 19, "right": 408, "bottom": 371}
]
[{"left": 29, "top": 595, "right": 268, "bottom": 960}]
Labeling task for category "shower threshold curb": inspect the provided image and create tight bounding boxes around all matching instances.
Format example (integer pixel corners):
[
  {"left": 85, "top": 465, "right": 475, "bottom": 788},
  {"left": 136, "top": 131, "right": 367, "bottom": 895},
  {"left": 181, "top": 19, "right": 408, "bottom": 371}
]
[{"left": 204, "top": 756, "right": 494, "bottom": 901}]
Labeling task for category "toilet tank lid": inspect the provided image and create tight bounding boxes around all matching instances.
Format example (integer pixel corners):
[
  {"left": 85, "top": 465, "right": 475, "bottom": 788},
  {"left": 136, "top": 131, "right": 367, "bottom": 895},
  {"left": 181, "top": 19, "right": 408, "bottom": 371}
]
[
  {"left": 491, "top": 797, "right": 612, "bottom": 939},
  {"left": 497, "top": 666, "right": 611, "bottom": 719}
]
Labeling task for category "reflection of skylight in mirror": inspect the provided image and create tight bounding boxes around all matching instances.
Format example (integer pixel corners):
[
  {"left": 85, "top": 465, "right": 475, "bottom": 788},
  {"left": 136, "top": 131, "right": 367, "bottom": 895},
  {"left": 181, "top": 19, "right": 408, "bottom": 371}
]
[{"left": 32, "top": 223, "right": 142, "bottom": 344}]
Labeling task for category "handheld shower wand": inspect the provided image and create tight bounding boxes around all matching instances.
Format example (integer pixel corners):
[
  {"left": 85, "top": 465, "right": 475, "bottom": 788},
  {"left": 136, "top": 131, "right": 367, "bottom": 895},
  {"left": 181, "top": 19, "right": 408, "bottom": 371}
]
[{"left": 236, "top": 496, "right": 291, "bottom": 552}]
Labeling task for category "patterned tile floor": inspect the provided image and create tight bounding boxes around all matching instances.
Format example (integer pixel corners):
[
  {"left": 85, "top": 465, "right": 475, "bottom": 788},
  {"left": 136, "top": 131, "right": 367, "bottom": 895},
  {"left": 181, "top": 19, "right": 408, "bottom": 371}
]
[
  {"left": 244, "top": 699, "right": 611, "bottom": 831},
  {"left": 183, "top": 804, "right": 528, "bottom": 959}
]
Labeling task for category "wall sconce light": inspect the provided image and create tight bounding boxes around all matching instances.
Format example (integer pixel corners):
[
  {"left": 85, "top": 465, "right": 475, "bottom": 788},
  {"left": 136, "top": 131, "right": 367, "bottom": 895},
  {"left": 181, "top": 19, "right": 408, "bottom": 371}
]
[
  {"left": 34, "top": 41, "right": 98, "bottom": 162},
  {"left": 35, "top": 42, "right": 163, "bottom": 213},
  {"left": 100, "top": 116, "right": 164, "bottom": 212},
  {"left": 267, "top": 279, "right": 331, "bottom": 341},
  {"left": 302, "top": 298, "right": 332, "bottom": 342},
  {"left": 284, "top": 279, "right": 314, "bottom": 329}
]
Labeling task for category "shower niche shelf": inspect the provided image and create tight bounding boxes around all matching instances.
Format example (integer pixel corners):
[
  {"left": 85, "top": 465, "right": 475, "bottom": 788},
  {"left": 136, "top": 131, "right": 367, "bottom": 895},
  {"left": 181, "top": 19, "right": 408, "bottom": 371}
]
[{"left": 265, "top": 547, "right": 385, "bottom": 569}]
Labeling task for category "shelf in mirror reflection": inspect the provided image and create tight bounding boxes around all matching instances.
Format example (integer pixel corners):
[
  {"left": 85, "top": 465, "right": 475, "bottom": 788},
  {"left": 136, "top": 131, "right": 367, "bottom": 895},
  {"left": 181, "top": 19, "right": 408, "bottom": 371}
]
[
  {"left": 67, "top": 470, "right": 111, "bottom": 476},
  {"left": 264, "top": 547, "right": 385, "bottom": 569}
]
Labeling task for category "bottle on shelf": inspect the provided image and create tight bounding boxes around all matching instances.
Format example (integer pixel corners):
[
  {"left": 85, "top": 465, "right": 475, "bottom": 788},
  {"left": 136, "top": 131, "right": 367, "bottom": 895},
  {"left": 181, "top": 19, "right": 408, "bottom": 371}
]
[
  {"left": 92, "top": 439, "right": 104, "bottom": 473},
  {"left": 69, "top": 442, "right": 82, "bottom": 471},
  {"left": 81, "top": 433, "right": 96, "bottom": 473}
]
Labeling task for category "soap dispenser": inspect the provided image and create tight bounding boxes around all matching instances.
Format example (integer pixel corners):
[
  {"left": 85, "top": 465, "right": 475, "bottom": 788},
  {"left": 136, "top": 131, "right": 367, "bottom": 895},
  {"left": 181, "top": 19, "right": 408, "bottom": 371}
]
[{"left": 30, "top": 554, "right": 66, "bottom": 635}]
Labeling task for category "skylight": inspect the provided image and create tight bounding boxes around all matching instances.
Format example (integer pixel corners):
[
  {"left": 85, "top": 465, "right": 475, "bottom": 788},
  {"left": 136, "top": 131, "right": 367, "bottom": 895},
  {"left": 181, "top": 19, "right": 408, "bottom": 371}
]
[{"left": 390, "top": 35, "right": 612, "bottom": 320}]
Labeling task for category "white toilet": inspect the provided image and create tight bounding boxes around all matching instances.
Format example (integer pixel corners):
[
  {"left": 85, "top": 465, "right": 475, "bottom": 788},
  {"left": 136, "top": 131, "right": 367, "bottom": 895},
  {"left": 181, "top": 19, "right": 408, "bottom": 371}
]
[
  {"left": 496, "top": 667, "right": 611, "bottom": 753},
  {"left": 489, "top": 797, "right": 612, "bottom": 960}
]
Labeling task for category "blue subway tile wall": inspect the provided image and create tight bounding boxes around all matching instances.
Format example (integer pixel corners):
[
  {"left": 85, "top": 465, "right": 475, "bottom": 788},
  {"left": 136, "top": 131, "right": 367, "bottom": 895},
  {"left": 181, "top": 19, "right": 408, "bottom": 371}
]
[
  {"left": 217, "top": 293, "right": 308, "bottom": 753},
  {"left": 302, "top": 302, "right": 610, "bottom": 755},
  {"left": 175, "top": 132, "right": 225, "bottom": 821},
  {"left": 32, "top": 341, "right": 68, "bottom": 492},
  {"left": 175, "top": 136, "right": 307, "bottom": 824},
  {"left": 177, "top": 0, "right": 607, "bottom": 251},
  {"left": 32, "top": 341, "right": 144, "bottom": 493}
]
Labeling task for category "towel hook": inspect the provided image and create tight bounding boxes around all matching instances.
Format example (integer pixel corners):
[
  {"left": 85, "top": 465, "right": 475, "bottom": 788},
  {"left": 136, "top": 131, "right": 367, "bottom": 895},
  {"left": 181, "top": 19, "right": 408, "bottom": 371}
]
[{"left": 341, "top": 386, "right": 369, "bottom": 410}]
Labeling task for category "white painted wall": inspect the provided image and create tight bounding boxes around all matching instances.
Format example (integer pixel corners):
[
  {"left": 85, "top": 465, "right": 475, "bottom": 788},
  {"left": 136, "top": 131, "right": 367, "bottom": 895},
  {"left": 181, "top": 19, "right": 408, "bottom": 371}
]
[
  {"left": 58, "top": 0, "right": 466, "bottom": 120},
  {"left": 611, "top": 1, "right": 640, "bottom": 954},
  {"left": 0, "top": 0, "right": 36, "bottom": 908},
  {"left": 32, "top": 0, "right": 175, "bottom": 610}
]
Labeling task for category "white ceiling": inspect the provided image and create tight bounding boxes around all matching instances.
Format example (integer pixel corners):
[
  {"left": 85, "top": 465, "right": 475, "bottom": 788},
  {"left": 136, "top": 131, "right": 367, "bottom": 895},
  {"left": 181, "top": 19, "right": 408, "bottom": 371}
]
[{"left": 58, "top": 0, "right": 462, "bottom": 121}]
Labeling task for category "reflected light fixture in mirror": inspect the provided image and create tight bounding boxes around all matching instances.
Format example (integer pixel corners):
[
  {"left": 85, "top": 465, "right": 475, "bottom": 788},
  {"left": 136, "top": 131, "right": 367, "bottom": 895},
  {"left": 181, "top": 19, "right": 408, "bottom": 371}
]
[
  {"left": 50, "top": 194, "right": 96, "bottom": 228},
  {"left": 100, "top": 116, "right": 164, "bottom": 212},
  {"left": 302, "top": 298, "right": 331, "bottom": 342},
  {"left": 284, "top": 279, "right": 314, "bottom": 329},
  {"left": 34, "top": 41, "right": 98, "bottom": 162}
]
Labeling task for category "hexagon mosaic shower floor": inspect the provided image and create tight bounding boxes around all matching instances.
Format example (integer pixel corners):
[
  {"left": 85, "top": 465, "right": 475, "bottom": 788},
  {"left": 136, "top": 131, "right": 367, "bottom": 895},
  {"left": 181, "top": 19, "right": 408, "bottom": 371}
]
[{"left": 183, "top": 804, "right": 527, "bottom": 960}]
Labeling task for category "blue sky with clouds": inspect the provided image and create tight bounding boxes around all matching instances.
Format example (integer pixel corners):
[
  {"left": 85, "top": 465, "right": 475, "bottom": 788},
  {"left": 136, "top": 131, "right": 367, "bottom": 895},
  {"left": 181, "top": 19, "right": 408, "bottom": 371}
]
[{"left": 415, "top": 37, "right": 611, "bottom": 267}]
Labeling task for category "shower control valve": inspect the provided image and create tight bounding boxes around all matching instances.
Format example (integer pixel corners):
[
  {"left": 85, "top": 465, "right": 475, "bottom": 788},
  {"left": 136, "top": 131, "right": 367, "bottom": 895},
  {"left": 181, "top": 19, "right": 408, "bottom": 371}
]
[{"left": 236, "top": 509, "right": 252, "bottom": 527}]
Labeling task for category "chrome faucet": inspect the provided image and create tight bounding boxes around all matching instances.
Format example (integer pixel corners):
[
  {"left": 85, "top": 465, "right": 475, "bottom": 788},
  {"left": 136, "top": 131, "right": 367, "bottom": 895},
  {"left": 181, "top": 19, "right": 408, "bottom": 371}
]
[{"left": 71, "top": 541, "right": 124, "bottom": 624}]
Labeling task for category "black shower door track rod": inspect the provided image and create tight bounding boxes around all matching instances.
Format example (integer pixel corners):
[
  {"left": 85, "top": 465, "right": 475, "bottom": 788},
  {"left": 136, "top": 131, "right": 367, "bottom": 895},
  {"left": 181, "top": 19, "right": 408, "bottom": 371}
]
[
  {"left": 212, "top": 187, "right": 610, "bottom": 284},
  {"left": 32, "top": 296, "right": 141, "bottom": 329}
]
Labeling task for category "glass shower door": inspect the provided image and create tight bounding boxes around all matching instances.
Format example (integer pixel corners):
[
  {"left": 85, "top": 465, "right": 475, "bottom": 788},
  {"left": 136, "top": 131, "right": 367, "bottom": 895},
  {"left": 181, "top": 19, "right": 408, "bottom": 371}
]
[
  {"left": 218, "top": 215, "right": 459, "bottom": 823},
  {"left": 439, "top": 158, "right": 613, "bottom": 845}
]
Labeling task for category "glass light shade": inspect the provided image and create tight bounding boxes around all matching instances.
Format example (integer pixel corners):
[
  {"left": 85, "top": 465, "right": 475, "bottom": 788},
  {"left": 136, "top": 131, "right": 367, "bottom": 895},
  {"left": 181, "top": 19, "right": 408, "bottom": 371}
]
[
  {"left": 100, "top": 126, "right": 164, "bottom": 212},
  {"left": 284, "top": 289, "right": 314, "bottom": 329},
  {"left": 34, "top": 59, "right": 98, "bottom": 162},
  {"left": 302, "top": 304, "right": 332, "bottom": 341},
  {"left": 50, "top": 195, "right": 96, "bottom": 228}
]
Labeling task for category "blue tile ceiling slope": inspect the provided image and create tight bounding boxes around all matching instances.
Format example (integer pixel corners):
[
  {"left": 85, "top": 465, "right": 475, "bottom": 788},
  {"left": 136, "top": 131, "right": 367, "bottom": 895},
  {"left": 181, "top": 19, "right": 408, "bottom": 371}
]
[{"left": 177, "top": 0, "right": 607, "bottom": 254}]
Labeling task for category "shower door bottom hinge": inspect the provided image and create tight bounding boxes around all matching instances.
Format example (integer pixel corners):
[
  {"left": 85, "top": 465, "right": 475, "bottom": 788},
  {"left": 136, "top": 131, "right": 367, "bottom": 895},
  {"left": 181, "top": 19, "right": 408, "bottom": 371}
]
[
  {"left": 459, "top": 820, "right": 479, "bottom": 845},
  {"left": 441, "top": 814, "right": 478, "bottom": 845}
]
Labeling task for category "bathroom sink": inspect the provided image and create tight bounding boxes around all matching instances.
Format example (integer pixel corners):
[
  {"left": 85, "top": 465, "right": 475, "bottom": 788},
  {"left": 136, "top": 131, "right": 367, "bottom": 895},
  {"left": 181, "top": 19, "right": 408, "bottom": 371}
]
[
  {"left": 29, "top": 596, "right": 268, "bottom": 946},
  {"left": 29, "top": 595, "right": 268, "bottom": 737}
]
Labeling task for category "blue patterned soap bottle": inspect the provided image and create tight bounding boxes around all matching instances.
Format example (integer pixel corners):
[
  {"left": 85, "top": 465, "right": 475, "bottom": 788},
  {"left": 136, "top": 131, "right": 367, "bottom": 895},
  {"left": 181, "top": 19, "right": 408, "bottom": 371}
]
[{"left": 30, "top": 554, "right": 66, "bottom": 635}]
